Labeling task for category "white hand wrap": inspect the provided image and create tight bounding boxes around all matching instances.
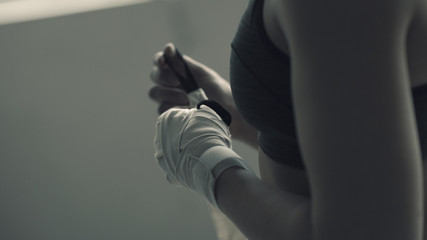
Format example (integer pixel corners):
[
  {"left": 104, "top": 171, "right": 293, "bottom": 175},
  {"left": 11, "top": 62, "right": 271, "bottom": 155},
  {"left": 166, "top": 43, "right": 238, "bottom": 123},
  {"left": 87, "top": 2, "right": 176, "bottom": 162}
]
[
  {"left": 187, "top": 88, "right": 208, "bottom": 107},
  {"left": 154, "top": 103, "right": 254, "bottom": 208}
]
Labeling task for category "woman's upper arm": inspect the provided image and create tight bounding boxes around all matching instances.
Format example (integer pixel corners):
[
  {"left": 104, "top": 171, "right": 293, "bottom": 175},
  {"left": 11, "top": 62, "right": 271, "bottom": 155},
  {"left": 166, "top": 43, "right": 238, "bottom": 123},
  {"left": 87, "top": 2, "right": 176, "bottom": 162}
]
[{"left": 276, "top": 0, "right": 423, "bottom": 239}]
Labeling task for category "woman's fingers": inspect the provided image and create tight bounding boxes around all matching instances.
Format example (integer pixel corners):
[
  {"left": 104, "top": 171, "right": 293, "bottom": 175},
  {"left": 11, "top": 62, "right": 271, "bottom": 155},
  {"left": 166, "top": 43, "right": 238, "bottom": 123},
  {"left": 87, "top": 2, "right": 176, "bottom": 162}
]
[
  {"left": 152, "top": 43, "right": 213, "bottom": 88},
  {"left": 151, "top": 49, "right": 181, "bottom": 87},
  {"left": 148, "top": 84, "right": 189, "bottom": 114},
  {"left": 150, "top": 43, "right": 190, "bottom": 115},
  {"left": 150, "top": 66, "right": 181, "bottom": 87},
  {"left": 148, "top": 85, "right": 189, "bottom": 105},
  {"left": 157, "top": 102, "right": 187, "bottom": 115},
  {"left": 153, "top": 51, "right": 167, "bottom": 69}
]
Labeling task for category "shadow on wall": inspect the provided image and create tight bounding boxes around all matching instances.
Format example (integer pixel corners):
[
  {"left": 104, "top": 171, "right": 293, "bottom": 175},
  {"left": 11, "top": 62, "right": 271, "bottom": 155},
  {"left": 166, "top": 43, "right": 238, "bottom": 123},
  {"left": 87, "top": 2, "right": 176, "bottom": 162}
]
[{"left": 0, "top": 0, "right": 256, "bottom": 239}]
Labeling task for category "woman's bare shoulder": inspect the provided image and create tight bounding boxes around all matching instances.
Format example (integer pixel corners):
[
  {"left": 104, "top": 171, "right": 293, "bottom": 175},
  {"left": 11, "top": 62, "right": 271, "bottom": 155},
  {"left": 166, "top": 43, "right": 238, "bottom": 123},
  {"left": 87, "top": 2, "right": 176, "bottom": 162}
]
[
  {"left": 271, "top": 0, "right": 424, "bottom": 239},
  {"left": 272, "top": 0, "right": 416, "bottom": 35}
]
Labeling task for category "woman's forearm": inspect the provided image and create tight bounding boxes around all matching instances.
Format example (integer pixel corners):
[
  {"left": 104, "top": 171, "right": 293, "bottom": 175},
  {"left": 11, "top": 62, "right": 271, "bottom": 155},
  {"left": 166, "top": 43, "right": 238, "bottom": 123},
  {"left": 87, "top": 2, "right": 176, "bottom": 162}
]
[{"left": 215, "top": 167, "right": 312, "bottom": 240}]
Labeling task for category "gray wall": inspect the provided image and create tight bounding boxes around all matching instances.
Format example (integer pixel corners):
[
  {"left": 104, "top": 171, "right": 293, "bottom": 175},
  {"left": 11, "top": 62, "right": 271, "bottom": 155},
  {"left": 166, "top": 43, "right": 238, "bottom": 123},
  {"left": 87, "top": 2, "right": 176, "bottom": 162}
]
[{"left": 0, "top": 0, "right": 258, "bottom": 239}]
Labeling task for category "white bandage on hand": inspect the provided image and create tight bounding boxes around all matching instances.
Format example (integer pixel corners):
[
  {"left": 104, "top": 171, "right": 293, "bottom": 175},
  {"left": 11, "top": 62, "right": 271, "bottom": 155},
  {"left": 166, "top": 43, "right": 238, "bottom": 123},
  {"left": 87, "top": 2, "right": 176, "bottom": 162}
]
[
  {"left": 187, "top": 88, "right": 208, "bottom": 107},
  {"left": 154, "top": 102, "right": 254, "bottom": 208}
]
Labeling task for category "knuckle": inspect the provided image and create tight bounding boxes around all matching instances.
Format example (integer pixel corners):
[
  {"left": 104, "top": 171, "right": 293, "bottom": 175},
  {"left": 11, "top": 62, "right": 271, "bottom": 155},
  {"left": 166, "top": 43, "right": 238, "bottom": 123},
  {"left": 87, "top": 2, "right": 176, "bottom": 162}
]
[
  {"left": 153, "top": 51, "right": 163, "bottom": 65},
  {"left": 159, "top": 72, "right": 180, "bottom": 87}
]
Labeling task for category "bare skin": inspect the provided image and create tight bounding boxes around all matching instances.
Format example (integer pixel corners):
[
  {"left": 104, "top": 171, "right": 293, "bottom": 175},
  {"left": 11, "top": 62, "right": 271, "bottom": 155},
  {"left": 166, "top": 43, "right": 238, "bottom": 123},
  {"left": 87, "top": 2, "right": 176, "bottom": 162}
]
[
  {"left": 149, "top": 0, "right": 427, "bottom": 237},
  {"left": 149, "top": 43, "right": 258, "bottom": 149},
  {"left": 261, "top": 0, "right": 427, "bottom": 239}
]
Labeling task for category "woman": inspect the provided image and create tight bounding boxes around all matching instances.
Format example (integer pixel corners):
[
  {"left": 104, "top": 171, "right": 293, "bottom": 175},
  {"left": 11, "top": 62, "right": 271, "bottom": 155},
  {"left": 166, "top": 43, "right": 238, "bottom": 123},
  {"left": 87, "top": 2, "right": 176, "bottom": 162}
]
[{"left": 150, "top": 0, "right": 427, "bottom": 239}]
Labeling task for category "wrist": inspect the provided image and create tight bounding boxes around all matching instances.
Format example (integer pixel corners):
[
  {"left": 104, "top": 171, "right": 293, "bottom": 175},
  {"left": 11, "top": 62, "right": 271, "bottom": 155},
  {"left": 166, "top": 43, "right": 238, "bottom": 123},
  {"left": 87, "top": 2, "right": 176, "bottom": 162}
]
[
  {"left": 198, "top": 146, "right": 248, "bottom": 180},
  {"left": 197, "top": 146, "right": 254, "bottom": 208},
  {"left": 214, "top": 166, "right": 249, "bottom": 210}
]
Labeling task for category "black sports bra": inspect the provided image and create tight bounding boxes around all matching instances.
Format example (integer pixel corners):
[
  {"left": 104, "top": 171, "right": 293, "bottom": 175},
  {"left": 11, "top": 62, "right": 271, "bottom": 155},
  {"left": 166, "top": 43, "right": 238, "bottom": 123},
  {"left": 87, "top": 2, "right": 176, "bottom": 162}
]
[{"left": 230, "top": 0, "right": 427, "bottom": 169}]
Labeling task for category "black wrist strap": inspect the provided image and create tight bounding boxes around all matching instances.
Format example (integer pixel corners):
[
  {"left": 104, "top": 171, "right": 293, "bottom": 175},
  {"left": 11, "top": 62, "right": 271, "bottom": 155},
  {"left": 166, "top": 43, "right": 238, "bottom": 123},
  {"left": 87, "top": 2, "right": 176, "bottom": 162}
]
[{"left": 197, "top": 100, "right": 232, "bottom": 127}]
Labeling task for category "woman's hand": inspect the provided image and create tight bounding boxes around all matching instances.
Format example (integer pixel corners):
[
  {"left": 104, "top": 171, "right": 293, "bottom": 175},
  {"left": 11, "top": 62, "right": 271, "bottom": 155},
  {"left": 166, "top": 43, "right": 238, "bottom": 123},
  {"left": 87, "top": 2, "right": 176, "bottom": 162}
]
[
  {"left": 149, "top": 43, "right": 234, "bottom": 114},
  {"left": 154, "top": 103, "right": 254, "bottom": 207},
  {"left": 149, "top": 43, "right": 258, "bottom": 148}
]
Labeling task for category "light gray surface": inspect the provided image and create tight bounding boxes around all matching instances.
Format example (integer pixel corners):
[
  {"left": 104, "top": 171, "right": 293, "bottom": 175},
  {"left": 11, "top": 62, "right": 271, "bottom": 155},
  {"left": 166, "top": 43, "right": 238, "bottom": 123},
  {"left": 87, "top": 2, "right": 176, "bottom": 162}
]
[
  {"left": 0, "top": 0, "right": 257, "bottom": 239},
  {"left": 0, "top": 0, "right": 153, "bottom": 26}
]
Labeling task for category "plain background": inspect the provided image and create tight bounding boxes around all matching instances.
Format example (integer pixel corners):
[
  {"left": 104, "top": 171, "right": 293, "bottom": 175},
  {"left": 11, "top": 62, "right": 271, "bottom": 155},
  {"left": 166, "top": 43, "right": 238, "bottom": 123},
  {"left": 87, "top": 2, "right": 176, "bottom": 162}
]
[{"left": 0, "top": 0, "right": 259, "bottom": 239}]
